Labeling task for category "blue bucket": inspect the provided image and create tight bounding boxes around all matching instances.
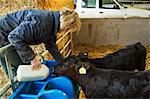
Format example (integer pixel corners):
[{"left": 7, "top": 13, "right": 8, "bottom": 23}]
[
  {"left": 44, "top": 76, "right": 75, "bottom": 99},
  {"left": 39, "top": 89, "right": 68, "bottom": 99}
]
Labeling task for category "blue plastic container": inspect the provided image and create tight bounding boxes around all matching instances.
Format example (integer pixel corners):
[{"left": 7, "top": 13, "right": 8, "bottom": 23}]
[
  {"left": 42, "top": 60, "right": 57, "bottom": 67},
  {"left": 42, "top": 60, "right": 58, "bottom": 74},
  {"left": 44, "top": 76, "right": 74, "bottom": 98},
  {"left": 9, "top": 60, "right": 79, "bottom": 99},
  {"left": 39, "top": 89, "right": 68, "bottom": 99},
  {"left": 9, "top": 76, "right": 75, "bottom": 99}
]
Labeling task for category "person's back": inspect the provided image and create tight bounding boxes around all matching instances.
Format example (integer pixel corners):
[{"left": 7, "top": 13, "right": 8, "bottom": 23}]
[{"left": 0, "top": 9, "right": 54, "bottom": 47}]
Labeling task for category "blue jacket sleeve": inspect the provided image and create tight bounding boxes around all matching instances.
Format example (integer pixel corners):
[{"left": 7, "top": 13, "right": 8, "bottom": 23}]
[
  {"left": 44, "top": 34, "right": 63, "bottom": 62},
  {"left": 8, "top": 19, "right": 39, "bottom": 63}
]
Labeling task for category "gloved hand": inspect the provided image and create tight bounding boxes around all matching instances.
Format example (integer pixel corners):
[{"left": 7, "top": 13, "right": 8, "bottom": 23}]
[{"left": 31, "top": 55, "right": 42, "bottom": 70}]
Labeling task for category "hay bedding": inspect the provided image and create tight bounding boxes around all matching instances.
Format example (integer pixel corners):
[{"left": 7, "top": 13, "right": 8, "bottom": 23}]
[
  {"left": 0, "top": 0, "right": 38, "bottom": 16},
  {"left": 0, "top": 66, "right": 8, "bottom": 89},
  {"left": 0, "top": 0, "right": 74, "bottom": 17}
]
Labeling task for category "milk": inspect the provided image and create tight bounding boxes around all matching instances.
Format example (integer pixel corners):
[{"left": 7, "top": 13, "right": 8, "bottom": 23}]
[{"left": 17, "top": 64, "right": 49, "bottom": 82}]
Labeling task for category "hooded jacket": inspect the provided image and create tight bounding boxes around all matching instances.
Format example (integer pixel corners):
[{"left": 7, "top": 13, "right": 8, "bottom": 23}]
[{"left": 0, "top": 9, "right": 63, "bottom": 63}]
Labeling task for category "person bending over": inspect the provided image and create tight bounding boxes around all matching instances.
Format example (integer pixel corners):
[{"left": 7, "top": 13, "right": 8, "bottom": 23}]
[{"left": 0, "top": 8, "right": 81, "bottom": 76}]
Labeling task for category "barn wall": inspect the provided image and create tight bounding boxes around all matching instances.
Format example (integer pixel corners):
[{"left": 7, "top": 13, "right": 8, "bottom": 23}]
[{"left": 73, "top": 18, "right": 150, "bottom": 47}]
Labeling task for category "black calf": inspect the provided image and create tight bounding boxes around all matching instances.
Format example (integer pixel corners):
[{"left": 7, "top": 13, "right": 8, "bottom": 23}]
[
  {"left": 55, "top": 62, "right": 150, "bottom": 98},
  {"left": 77, "top": 42, "right": 146, "bottom": 71}
]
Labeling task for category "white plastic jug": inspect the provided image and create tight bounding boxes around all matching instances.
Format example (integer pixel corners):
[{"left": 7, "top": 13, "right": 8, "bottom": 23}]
[{"left": 17, "top": 64, "right": 49, "bottom": 82}]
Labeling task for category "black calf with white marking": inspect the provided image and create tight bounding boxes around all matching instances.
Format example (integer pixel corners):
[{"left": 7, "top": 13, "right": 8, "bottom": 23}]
[{"left": 55, "top": 62, "right": 150, "bottom": 98}]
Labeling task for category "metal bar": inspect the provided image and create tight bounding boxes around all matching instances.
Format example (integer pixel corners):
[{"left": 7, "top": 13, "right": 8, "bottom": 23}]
[
  {"left": 0, "top": 44, "right": 17, "bottom": 96},
  {"left": 4, "top": 54, "right": 15, "bottom": 91},
  {"left": 0, "top": 44, "right": 14, "bottom": 55}
]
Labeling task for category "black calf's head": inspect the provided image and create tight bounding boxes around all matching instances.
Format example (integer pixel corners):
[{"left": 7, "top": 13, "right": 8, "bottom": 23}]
[
  {"left": 77, "top": 52, "right": 89, "bottom": 61},
  {"left": 54, "top": 55, "right": 77, "bottom": 76},
  {"left": 54, "top": 60, "right": 90, "bottom": 81}
]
